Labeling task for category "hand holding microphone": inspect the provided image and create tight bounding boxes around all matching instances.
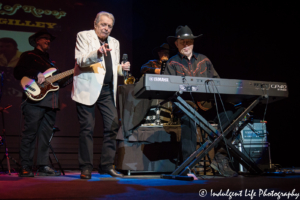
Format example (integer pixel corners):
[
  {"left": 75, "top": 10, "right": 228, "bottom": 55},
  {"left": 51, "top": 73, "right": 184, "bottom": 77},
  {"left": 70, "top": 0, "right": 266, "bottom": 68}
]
[
  {"left": 122, "top": 54, "right": 135, "bottom": 85},
  {"left": 122, "top": 54, "right": 130, "bottom": 73},
  {"left": 121, "top": 54, "right": 130, "bottom": 71}
]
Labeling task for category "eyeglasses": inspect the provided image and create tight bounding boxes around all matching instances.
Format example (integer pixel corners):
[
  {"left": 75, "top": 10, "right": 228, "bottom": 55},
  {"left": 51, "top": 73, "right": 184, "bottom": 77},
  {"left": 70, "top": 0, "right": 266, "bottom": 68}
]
[
  {"left": 38, "top": 37, "right": 51, "bottom": 41},
  {"left": 178, "top": 39, "right": 194, "bottom": 46}
]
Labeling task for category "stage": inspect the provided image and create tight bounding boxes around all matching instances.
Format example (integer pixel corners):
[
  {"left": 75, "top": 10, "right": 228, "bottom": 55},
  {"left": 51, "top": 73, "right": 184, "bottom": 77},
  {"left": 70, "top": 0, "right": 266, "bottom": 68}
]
[
  {"left": 1, "top": 170, "right": 300, "bottom": 199},
  {"left": 1, "top": 1, "right": 299, "bottom": 199}
]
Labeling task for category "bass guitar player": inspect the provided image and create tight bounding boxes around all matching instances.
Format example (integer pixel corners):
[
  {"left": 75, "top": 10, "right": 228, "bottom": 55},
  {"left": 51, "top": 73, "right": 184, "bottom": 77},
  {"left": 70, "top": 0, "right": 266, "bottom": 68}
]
[{"left": 13, "top": 29, "right": 72, "bottom": 177}]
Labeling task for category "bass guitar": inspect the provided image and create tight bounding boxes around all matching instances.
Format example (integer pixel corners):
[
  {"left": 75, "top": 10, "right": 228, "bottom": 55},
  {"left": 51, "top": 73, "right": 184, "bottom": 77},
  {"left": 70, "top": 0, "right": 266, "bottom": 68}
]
[{"left": 21, "top": 68, "right": 74, "bottom": 101}]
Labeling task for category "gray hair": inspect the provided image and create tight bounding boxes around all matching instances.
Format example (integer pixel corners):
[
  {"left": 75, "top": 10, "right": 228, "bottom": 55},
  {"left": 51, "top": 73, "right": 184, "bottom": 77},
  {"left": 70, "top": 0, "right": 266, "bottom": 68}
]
[{"left": 94, "top": 11, "right": 115, "bottom": 26}]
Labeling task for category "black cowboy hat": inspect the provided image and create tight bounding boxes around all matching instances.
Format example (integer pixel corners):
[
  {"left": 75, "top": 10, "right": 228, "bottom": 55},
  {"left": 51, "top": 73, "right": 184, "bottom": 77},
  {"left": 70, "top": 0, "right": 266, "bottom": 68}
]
[
  {"left": 29, "top": 28, "right": 56, "bottom": 47},
  {"left": 152, "top": 43, "right": 170, "bottom": 56},
  {"left": 167, "top": 25, "right": 203, "bottom": 48}
]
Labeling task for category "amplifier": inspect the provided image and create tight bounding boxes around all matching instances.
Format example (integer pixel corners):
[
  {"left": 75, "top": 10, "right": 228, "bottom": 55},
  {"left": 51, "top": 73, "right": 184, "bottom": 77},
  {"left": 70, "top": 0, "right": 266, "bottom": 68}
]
[
  {"left": 143, "top": 107, "right": 171, "bottom": 125},
  {"left": 239, "top": 121, "right": 268, "bottom": 143},
  {"left": 235, "top": 142, "right": 272, "bottom": 172},
  {"left": 141, "top": 100, "right": 172, "bottom": 126}
]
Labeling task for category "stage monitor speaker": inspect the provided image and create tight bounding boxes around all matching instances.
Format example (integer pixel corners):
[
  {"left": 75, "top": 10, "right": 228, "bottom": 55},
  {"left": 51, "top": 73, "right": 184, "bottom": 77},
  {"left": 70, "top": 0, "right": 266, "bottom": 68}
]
[
  {"left": 235, "top": 142, "right": 272, "bottom": 172},
  {"left": 239, "top": 121, "right": 268, "bottom": 143}
]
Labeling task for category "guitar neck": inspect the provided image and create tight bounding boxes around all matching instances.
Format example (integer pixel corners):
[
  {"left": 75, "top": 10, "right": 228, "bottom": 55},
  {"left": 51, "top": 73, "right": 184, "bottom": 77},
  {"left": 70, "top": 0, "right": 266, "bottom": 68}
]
[{"left": 46, "top": 69, "right": 74, "bottom": 83}]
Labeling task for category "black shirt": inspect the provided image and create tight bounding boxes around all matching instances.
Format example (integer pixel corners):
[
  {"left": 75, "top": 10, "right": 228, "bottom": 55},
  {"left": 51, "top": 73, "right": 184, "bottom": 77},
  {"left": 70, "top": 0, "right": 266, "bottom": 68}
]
[
  {"left": 14, "top": 48, "right": 60, "bottom": 109},
  {"left": 100, "top": 40, "right": 113, "bottom": 84},
  {"left": 164, "top": 52, "right": 219, "bottom": 78}
]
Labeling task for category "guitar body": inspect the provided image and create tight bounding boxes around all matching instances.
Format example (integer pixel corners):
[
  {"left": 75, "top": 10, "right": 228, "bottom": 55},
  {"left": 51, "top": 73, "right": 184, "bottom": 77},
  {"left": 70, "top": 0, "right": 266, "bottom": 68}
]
[{"left": 21, "top": 68, "right": 59, "bottom": 101}]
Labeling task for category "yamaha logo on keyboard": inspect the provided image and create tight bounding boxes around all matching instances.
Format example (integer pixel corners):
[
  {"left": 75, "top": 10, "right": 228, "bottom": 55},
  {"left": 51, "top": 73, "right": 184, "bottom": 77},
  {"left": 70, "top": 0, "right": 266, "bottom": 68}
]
[{"left": 149, "top": 77, "right": 169, "bottom": 82}]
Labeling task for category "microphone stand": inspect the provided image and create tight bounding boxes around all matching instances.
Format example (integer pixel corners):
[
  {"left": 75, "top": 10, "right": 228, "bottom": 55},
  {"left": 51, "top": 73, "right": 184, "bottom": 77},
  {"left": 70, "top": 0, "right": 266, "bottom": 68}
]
[{"left": 0, "top": 105, "right": 20, "bottom": 174}]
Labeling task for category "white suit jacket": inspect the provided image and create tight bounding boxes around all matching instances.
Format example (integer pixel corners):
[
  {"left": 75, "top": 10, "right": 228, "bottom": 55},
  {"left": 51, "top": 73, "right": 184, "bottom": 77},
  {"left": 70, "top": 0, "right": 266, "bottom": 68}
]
[{"left": 71, "top": 30, "right": 123, "bottom": 106}]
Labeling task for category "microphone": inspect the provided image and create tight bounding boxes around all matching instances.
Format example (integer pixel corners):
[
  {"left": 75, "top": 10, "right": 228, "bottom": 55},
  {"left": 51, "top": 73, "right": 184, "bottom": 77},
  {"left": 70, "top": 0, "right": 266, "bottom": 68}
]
[
  {"left": 122, "top": 54, "right": 128, "bottom": 78},
  {"left": 160, "top": 60, "right": 167, "bottom": 74}
]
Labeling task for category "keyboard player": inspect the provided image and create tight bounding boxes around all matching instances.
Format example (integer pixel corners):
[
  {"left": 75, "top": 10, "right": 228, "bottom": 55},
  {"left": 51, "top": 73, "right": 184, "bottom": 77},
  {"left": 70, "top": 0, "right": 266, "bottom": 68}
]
[{"left": 164, "top": 25, "right": 238, "bottom": 177}]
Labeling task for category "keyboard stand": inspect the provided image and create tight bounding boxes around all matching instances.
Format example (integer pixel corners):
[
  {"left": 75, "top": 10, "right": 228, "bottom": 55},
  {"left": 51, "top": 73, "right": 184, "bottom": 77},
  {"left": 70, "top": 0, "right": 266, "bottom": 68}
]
[{"left": 161, "top": 94, "right": 264, "bottom": 180}]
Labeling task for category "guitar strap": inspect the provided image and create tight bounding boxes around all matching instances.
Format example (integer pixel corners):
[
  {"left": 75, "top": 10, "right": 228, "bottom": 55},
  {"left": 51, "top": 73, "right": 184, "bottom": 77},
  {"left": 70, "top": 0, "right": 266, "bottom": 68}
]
[
  {"left": 35, "top": 50, "right": 56, "bottom": 68},
  {"left": 42, "top": 56, "right": 56, "bottom": 67},
  {"left": 41, "top": 55, "right": 59, "bottom": 76},
  {"left": 48, "top": 58, "right": 56, "bottom": 67}
]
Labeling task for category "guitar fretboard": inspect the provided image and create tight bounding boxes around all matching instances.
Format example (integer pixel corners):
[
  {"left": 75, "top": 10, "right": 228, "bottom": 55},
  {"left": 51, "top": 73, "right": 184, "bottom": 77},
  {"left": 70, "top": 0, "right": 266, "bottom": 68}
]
[{"left": 46, "top": 69, "right": 74, "bottom": 83}]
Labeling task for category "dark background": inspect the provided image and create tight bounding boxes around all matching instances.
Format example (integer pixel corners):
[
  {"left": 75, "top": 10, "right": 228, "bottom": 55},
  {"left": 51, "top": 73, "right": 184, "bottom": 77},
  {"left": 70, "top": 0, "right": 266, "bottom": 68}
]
[
  {"left": 132, "top": 0, "right": 299, "bottom": 168},
  {"left": 0, "top": 0, "right": 299, "bottom": 168}
]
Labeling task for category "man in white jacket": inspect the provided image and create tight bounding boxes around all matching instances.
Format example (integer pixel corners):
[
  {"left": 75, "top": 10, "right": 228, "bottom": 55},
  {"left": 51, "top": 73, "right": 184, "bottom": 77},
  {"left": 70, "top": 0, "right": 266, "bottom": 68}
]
[{"left": 71, "top": 11, "right": 130, "bottom": 179}]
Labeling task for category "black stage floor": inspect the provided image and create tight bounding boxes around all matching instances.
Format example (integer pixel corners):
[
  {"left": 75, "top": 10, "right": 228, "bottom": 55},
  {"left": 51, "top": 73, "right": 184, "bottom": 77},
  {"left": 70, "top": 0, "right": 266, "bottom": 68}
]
[{"left": 0, "top": 170, "right": 300, "bottom": 200}]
